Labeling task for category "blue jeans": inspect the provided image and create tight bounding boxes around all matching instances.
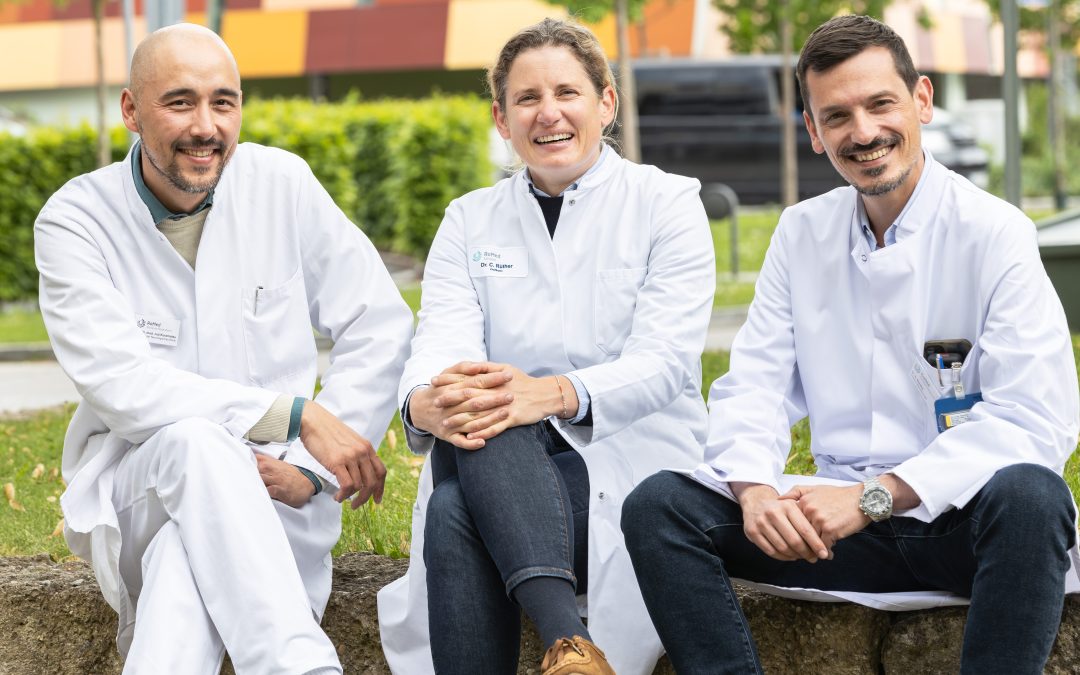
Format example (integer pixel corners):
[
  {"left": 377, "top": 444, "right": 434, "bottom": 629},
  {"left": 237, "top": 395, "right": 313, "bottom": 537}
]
[
  {"left": 622, "top": 464, "right": 1076, "bottom": 675},
  {"left": 424, "top": 422, "right": 589, "bottom": 672}
]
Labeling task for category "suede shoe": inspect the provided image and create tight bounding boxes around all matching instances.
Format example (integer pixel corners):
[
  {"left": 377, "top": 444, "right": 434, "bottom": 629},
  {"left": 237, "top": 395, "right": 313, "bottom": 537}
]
[{"left": 540, "top": 636, "right": 616, "bottom": 675}]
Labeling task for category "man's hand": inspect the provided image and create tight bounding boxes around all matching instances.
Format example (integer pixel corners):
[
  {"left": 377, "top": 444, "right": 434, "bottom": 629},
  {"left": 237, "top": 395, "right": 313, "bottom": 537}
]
[
  {"left": 256, "top": 454, "right": 316, "bottom": 508},
  {"left": 298, "top": 400, "right": 386, "bottom": 509},
  {"left": 779, "top": 484, "right": 869, "bottom": 554},
  {"left": 734, "top": 482, "right": 830, "bottom": 563}
]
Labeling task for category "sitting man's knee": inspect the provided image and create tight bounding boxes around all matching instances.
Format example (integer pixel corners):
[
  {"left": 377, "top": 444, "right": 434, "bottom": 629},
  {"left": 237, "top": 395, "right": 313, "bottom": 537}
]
[
  {"left": 984, "top": 463, "right": 1072, "bottom": 513},
  {"left": 621, "top": 471, "right": 702, "bottom": 546},
  {"left": 979, "top": 464, "right": 1076, "bottom": 546},
  {"left": 153, "top": 417, "right": 233, "bottom": 448},
  {"left": 150, "top": 418, "right": 251, "bottom": 478}
]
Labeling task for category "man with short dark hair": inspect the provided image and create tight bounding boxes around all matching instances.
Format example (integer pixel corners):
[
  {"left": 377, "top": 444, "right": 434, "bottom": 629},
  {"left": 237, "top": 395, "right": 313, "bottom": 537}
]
[
  {"left": 623, "top": 14, "right": 1079, "bottom": 674},
  {"left": 35, "top": 23, "right": 412, "bottom": 673}
]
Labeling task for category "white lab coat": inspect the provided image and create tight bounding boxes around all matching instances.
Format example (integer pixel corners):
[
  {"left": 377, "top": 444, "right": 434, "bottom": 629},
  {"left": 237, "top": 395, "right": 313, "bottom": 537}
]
[
  {"left": 377, "top": 147, "right": 716, "bottom": 673},
  {"left": 692, "top": 153, "right": 1080, "bottom": 607},
  {"left": 35, "top": 142, "right": 413, "bottom": 650}
]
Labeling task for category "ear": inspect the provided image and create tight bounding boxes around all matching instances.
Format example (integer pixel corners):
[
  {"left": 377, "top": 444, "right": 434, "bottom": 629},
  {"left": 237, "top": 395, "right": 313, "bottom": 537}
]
[
  {"left": 914, "top": 75, "right": 934, "bottom": 125},
  {"left": 492, "top": 100, "right": 511, "bottom": 140},
  {"left": 120, "top": 89, "right": 139, "bottom": 134},
  {"left": 803, "top": 110, "right": 825, "bottom": 154},
  {"left": 598, "top": 85, "right": 616, "bottom": 127}
]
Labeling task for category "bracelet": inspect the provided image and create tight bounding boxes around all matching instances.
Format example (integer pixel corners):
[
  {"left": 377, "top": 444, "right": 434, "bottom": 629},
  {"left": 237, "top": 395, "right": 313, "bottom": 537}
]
[
  {"left": 554, "top": 375, "right": 569, "bottom": 420},
  {"left": 296, "top": 466, "right": 322, "bottom": 495}
]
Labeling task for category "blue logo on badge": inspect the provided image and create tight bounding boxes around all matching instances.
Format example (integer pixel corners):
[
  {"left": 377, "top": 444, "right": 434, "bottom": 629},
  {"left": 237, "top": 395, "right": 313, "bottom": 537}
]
[{"left": 472, "top": 251, "right": 482, "bottom": 262}]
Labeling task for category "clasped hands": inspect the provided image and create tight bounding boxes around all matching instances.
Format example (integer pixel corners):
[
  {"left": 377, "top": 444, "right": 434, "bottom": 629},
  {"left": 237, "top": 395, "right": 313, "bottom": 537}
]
[
  {"left": 409, "top": 361, "right": 578, "bottom": 450},
  {"left": 734, "top": 482, "right": 872, "bottom": 564}
]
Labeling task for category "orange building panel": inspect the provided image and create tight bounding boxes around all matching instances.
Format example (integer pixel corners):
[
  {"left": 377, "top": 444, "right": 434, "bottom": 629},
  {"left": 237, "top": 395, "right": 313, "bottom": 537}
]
[
  {"left": 0, "top": 22, "right": 62, "bottom": 90},
  {"left": 0, "top": 4, "right": 20, "bottom": 25},
  {"left": 444, "top": 0, "right": 568, "bottom": 70},
  {"left": 306, "top": 3, "right": 448, "bottom": 72},
  {"left": 222, "top": 10, "right": 309, "bottom": 77},
  {"left": 55, "top": 18, "right": 133, "bottom": 88},
  {"left": 587, "top": 0, "right": 695, "bottom": 59},
  {"left": 263, "top": 0, "right": 355, "bottom": 12}
]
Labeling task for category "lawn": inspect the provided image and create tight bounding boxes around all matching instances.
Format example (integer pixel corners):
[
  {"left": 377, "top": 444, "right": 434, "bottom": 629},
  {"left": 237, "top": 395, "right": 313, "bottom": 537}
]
[
  {"left": 3, "top": 348, "right": 1079, "bottom": 561},
  {"left": 0, "top": 308, "right": 48, "bottom": 344}
]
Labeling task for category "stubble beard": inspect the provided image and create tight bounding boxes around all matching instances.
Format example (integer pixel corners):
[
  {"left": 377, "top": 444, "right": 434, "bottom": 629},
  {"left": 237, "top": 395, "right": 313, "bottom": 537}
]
[{"left": 139, "top": 126, "right": 230, "bottom": 195}]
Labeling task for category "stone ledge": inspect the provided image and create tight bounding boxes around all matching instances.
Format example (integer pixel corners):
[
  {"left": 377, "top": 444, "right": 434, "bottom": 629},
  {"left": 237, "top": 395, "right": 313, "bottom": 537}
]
[{"left": 0, "top": 554, "right": 1076, "bottom": 674}]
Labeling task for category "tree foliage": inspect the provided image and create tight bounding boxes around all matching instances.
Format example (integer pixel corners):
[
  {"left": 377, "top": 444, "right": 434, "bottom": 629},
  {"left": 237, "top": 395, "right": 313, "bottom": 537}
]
[
  {"left": 542, "top": 0, "right": 647, "bottom": 24},
  {"left": 982, "top": 0, "right": 1080, "bottom": 47},
  {"left": 712, "top": 0, "right": 892, "bottom": 53}
]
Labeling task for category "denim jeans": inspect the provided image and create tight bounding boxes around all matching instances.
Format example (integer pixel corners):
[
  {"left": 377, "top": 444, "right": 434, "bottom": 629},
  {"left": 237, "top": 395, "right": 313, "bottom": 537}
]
[
  {"left": 424, "top": 422, "right": 590, "bottom": 673},
  {"left": 622, "top": 464, "right": 1076, "bottom": 675}
]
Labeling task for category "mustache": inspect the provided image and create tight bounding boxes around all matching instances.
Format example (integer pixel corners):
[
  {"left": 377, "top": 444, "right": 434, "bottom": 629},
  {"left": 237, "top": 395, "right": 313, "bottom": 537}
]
[
  {"left": 839, "top": 134, "right": 901, "bottom": 156},
  {"left": 173, "top": 139, "right": 224, "bottom": 152}
]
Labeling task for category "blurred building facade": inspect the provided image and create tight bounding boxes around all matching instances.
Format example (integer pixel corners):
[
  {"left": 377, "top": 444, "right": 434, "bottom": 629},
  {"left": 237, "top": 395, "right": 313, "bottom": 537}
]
[{"left": 0, "top": 0, "right": 1071, "bottom": 150}]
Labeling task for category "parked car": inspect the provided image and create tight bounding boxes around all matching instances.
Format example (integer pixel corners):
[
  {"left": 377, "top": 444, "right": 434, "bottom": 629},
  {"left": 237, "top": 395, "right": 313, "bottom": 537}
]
[{"left": 632, "top": 57, "right": 990, "bottom": 204}]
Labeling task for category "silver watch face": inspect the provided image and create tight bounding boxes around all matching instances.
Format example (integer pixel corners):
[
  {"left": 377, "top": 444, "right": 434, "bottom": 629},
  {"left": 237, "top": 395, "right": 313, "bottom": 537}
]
[{"left": 861, "top": 487, "right": 891, "bottom": 519}]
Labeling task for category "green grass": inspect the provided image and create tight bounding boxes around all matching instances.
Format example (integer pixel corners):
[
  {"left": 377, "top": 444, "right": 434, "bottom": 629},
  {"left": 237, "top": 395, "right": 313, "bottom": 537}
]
[
  {"left": 334, "top": 414, "right": 419, "bottom": 558},
  {"left": 712, "top": 208, "right": 781, "bottom": 279},
  {"left": 711, "top": 208, "right": 780, "bottom": 309},
  {"left": 0, "top": 308, "right": 48, "bottom": 344},
  {"left": 400, "top": 284, "right": 422, "bottom": 316},
  {"left": 0, "top": 405, "right": 71, "bottom": 559}
]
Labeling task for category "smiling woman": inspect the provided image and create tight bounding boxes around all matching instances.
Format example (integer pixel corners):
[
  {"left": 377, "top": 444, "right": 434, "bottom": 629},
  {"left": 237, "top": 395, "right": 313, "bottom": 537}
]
[{"left": 377, "top": 17, "right": 716, "bottom": 675}]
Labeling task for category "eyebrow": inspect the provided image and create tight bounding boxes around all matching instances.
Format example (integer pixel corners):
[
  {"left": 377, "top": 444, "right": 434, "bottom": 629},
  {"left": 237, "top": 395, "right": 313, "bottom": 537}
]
[{"left": 159, "top": 87, "right": 241, "bottom": 100}]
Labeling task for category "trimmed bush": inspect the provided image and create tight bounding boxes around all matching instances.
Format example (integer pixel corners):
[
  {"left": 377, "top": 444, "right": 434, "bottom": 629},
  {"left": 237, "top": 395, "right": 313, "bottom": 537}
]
[
  {"left": 239, "top": 95, "right": 492, "bottom": 253},
  {"left": 0, "top": 95, "right": 492, "bottom": 303}
]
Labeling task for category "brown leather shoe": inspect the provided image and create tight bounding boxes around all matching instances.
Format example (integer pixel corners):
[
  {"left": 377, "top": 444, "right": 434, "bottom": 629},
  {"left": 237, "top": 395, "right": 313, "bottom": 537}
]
[{"left": 540, "top": 635, "right": 616, "bottom": 675}]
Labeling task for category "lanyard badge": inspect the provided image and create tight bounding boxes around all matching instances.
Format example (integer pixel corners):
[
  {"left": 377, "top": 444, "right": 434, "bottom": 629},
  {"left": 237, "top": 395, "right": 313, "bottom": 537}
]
[{"left": 923, "top": 339, "right": 981, "bottom": 433}]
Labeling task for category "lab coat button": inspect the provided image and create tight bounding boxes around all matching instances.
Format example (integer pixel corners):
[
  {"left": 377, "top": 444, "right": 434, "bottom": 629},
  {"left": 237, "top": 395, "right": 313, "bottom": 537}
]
[
  {"left": 569, "top": 199, "right": 576, "bottom": 206},
  {"left": 598, "top": 491, "right": 606, "bottom": 501},
  {"left": 860, "top": 254, "right": 868, "bottom": 262}
]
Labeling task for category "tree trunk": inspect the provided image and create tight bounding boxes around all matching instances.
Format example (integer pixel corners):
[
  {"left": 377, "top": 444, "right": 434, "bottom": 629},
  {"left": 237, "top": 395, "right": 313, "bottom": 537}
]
[
  {"left": 779, "top": 0, "right": 798, "bottom": 206},
  {"left": 94, "top": 0, "right": 110, "bottom": 168},
  {"left": 614, "top": 0, "right": 641, "bottom": 163}
]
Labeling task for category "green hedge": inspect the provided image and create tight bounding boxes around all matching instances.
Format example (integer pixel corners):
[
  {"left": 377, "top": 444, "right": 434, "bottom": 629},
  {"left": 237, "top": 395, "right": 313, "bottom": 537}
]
[
  {"left": 0, "top": 95, "right": 492, "bottom": 303},
  {"left": 239, "top": 95, "right": 492, "bottom": 253}
]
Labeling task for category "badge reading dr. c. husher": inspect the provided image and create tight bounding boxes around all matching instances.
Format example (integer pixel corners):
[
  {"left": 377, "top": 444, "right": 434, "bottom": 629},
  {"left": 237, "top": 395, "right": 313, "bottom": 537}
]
[
  {"left": 468, "top": 247, "right": 529, "bottom": 278},
  {"left": 135, "top": 314, "right": 180, "bottom": 347}
]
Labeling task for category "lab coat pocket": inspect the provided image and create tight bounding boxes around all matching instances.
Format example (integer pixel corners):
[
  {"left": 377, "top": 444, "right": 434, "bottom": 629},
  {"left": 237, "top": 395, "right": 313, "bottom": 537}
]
[
  {"left": 594, "top": 267, "right": 647, "bottom": 355},
  {"left": 241, "top": 266, "right": 316, "bottom": 385}
]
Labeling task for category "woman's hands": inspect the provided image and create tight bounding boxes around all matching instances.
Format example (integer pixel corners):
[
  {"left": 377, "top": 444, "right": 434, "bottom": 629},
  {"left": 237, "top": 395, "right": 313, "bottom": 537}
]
[{"left": 408, "top": 361, "right": 579, "bottom": 450}]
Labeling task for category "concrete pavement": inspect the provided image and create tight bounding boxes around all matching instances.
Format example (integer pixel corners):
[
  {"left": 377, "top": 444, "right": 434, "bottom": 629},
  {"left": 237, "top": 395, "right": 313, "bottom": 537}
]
[{"left": 0, "top": 309, "right": 748, "bottom": 416}]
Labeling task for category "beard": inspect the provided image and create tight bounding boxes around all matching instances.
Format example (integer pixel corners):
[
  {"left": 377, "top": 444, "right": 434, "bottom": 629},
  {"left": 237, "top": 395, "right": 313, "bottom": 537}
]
[
  {"left": 853, "top": 161, "right": 914, "bottom": 197},
  {"left": 140, "top": 131, "right": 229, "bottom": 195},
  {"left": 837, "top": 134, "right": 915, "bottom": 197}
]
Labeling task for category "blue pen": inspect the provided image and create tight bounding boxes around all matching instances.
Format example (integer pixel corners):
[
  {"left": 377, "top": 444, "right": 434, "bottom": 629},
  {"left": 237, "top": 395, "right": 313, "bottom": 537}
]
[{"left": 935, "top": 353, "right": 944, "bottom": 386}]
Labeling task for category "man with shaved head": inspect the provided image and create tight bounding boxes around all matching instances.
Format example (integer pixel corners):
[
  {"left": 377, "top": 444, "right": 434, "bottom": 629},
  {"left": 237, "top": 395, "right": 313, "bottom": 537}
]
[{"left": 35, "top": 23, "right": 412, "bottom": 673}]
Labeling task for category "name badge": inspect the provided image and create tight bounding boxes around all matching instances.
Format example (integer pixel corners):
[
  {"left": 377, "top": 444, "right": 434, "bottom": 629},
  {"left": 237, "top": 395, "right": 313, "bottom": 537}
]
[
  {"left": 135, "top": 314, "right": 181, "bottom": 347},
  {"left": 469, "top": 247, "right": 528, "bottom": 278}
]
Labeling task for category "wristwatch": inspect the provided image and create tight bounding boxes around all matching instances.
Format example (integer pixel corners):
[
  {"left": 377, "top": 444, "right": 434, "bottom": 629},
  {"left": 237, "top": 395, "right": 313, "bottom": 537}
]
[{"left": 859, "top": 476, "right": 893, "bottom": 522}]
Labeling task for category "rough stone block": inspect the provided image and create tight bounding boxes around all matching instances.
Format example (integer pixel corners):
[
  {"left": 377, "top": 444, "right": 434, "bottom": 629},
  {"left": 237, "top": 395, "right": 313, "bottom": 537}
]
[
  {"left": 0, "top": 553, "right": 1076, "bottom": 674},
  {"left": 881, "top": 596, "right": 1080, "bottom": 674}
]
